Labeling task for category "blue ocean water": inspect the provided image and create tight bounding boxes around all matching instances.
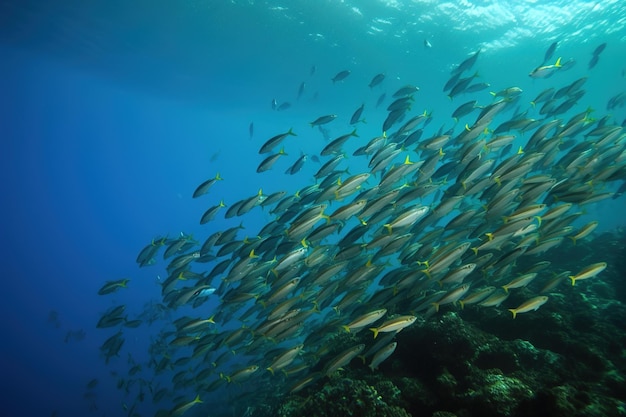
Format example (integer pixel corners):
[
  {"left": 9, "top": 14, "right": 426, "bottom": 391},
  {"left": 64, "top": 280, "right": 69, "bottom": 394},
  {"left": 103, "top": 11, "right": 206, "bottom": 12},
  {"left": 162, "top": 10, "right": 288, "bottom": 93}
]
[{"left": 1, "top": 1, "right": 626, "bottom": 416}]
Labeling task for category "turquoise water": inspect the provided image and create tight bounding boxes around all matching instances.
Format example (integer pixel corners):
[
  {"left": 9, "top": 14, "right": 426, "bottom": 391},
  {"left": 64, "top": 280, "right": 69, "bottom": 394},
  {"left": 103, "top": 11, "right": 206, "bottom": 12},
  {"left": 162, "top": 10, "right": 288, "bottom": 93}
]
[{"left": 1, "top": 1, "right": 626, "bottom": 416}]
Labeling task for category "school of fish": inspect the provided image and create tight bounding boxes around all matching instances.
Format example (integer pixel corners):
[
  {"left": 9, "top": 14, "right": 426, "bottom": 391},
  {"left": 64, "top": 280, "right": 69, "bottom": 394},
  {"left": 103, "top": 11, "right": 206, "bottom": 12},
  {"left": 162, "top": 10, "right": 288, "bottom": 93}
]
[{"left": 96, "top": 42, "right": 624, "bottom": 417}]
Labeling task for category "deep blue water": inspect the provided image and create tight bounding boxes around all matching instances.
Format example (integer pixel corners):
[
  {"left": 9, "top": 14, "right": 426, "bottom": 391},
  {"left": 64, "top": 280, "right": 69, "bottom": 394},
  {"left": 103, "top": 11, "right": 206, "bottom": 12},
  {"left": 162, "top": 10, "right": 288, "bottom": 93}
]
[{"left": 2, "top": 1, "right": 626, "bottom": 416}]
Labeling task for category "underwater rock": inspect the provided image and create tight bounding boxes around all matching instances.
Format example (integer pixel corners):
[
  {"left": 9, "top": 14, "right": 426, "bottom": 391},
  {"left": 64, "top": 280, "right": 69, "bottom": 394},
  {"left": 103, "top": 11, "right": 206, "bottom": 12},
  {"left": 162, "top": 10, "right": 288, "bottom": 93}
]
[
  {"left": 275, "top": 377, "right": 411, "bottom": 417},
  {"left": 465, "top": 371, "right": 534, "bottom": 416}
]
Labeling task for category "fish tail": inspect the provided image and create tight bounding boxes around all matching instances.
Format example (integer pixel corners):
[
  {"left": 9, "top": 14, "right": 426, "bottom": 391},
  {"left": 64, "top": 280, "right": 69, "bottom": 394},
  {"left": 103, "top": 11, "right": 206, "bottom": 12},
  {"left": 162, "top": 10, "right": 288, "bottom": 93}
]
[
  {"left": 569, "top": 276, "right": 576, "bottom": 286},
  {"left": 369, "top": 327, "right": 379, "bottom": 339},
  {"left": 508, "top": 309, "right": 517, "bottom": 319},
  {"left": 341, "top": 325, "right": 350, "bottom": 333}
]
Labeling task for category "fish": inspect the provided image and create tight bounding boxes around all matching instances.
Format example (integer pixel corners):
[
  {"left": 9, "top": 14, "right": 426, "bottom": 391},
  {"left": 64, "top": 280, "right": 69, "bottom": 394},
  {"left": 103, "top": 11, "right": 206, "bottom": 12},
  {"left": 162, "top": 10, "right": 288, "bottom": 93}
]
[
  {"left": 136, "top": 236, "right": 166, "bottom": 267},
  {"left": 285, "top": 153, "right": 307, "bottom": 175},
  {"left": 479, "top": 290, "right": 510, "bottom": 307},
  {"left": 97, "top": 279, "right": 130, "bottom": 295},
  {"left": 369, "top": 73, "right": 385, "bottom": 89},
  {"left": 342, "top": 309, "right": 387, "bottom": 332},
  {"left": 529, "top": 57, "right": 562, "bottom": 79},
  {"left": 168, "top": 394, "right": 202, "bottom": 416},
  {"left": 249, "top": 121, "right": 254, "bottom": 138},
  {"left": 289, "top": 373, "right": 321, "bottom": 393},
  {"left": 569, "top": 262, "right": 607, "bottom": 286},
  {"left": 193, "top": 287, "right": 216, "bottom": 298},
  {"left": 491, "top": 86, "right": 523, "bottom": 98},
  {"left": 277, "top": 102, "right": 292, "bottom": 111},
  {"left": 448, "top": 74, "right": 478, "bottom": 99},
  {"left": 592, "top": 42, "right": 607, "bottom": 56},
  {"left": 426, "top": 242, "right": 471, "bottom": 277},
  {"left": 525, "top": 237, "right": 564, "bottom": 256},
  {"left": 569, "top": 221, "right": 598, "bottom": 244},
  {"left": 459, "top": 287, "right": 496, "bottom": 309},
  {"left": 331, "top": 70, "right": 351, "bottom": 83},
  {"left": 192, "top": 173, "right": 223, "bottom": 198},
  {"left": 439, "top": 263, "right": 476, "bottom": 286},
  {"left": 314, "top": 154, "right": 346, "bottom": 179},
  {"left": 424, "top": 39, "right": 432, "bottom": 48},
  {"left": 393, "top": 85, "right": 420, "bottom": 97},
  {"left": 221, "top": 365, "right": 260, "bottom": 383},
  {"left": 376, "top": 93, "right": 386, "bottom": 108},
  {"left": 100, "top": 331, "right": 124, "bottom": 363},
  {"left": 431, "top": 284, "right": 471, "bottom": 312},
  {"left": 543, "top": 41, "right": 558, "bottom": 64},
  {"left": 259, "top": 128, "right": 297, "bottom": 154},
  {"left": 97, "top": 305, "right": 126, "bottom": 328},
  {"left": 443, "top": 71, "right": 462, "bottom": 92},
  {"left": 387, "top": 96, "right": 414, "bottom": 112},
  {"left": 452, "top": 49, "right": 481, "bottom": 75},
  {"left": 508, "top": 296, "right": 549, "bottom": 319},
  {"left": 530, "top": 88, "right": 555, "bottom": 107},
  {"left": 502, "top": 273, "right": 538, "bottom": 292},
  {"left": 464, "top": 82, "right": 490, "bottom": 93},
  {"left": 369, "top": 342, "right": 398, "bottom": 371},
  {"left": 200, "top": 200, "right": 226, "bottom": 224},
  {"left": 310, "top": 114, "right": 337, "bottom": 127},
  {"left": 350, "top": 104, "right": 366, "bottom": 125},
  {"left": 321, "top": 129, "right": 359, "bottom": 156},
  {"left": 267, "top": 344, "right": 304, "bottom": 375},
  {"left": 336, "top": 173, "right": 371, "bottom": 200},
  {"left": 369, "top": 315, "right": 417, "bottom": 338},
  {"left": 297, "top": 81, "right": 306, "bottom": 99},
  {"left": 383, "top": 205, "right": 429, "bottom": 234},
  {"left": 452, "top": 100, "right": 479, "bottom": 120},
  {"left": 257, "top": 148, "right": 288, "bottom": 173},
  {"left": 323, "top": 344, "right": 365, "bottom": 376}
]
